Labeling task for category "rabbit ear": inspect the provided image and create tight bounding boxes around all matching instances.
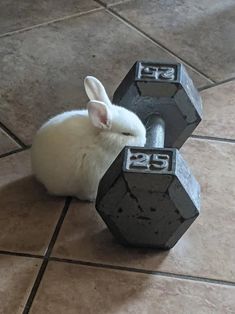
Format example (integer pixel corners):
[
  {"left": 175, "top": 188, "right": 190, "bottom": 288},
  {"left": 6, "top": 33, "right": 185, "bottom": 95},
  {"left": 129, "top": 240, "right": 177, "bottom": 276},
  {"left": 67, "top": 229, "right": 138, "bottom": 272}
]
[
  {"left": 87, "top": 100, "right": 112, "bottom": 129},
  {"left": 84, "top": 76, "right": 112, "bottom": 106}
]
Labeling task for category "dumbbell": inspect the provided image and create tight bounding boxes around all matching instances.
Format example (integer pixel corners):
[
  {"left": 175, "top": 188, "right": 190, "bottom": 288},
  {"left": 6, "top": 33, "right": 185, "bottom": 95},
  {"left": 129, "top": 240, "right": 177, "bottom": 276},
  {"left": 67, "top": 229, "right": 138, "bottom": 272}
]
[{"left": 95, "top": 61, "right": 202, "bottom": 249}]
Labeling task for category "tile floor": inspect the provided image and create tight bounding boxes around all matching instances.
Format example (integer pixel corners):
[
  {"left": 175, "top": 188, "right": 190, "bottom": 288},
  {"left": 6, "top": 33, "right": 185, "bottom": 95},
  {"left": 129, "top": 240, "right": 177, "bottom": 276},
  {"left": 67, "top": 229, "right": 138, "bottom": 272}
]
[{"left": 0, "top": 1, "right": 235, "bottom": 313}]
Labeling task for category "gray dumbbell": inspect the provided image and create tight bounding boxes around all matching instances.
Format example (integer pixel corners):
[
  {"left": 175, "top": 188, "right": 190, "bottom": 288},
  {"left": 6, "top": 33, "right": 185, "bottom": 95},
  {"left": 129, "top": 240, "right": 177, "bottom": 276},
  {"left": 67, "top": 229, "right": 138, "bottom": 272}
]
[
  {"left": 113, "top": 61, "right": 202, "bottom": 148},
  {"left": 95, "top": 61, "right": 202, "bottom": 249}
]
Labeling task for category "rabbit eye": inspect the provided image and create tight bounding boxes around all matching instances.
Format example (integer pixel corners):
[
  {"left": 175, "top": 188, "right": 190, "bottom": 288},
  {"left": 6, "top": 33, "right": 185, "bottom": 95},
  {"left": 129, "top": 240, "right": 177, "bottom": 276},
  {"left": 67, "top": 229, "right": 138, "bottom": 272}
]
[{"left": 122, "top": 132, "right": 131, "bottom": 136}]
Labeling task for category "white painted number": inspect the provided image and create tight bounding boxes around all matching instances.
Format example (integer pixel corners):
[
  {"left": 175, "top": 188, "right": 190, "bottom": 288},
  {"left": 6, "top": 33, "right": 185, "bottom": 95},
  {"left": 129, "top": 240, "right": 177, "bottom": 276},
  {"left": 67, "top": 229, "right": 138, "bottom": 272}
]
[
  {"left": 130, "top": 153, "right": 150, "bottom": 169},
  {"left": 151, "top": 154, "right": 169, "bottom": 170},
  {"left": 129, "top": 153, "right": 169, "bottom": 171}
]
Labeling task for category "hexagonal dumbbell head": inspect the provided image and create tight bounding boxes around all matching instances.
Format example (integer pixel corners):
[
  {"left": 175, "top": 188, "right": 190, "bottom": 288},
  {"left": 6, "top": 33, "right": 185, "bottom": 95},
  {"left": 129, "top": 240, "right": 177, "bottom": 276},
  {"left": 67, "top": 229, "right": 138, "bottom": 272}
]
[
  {"left": 96, "top": 147, "right": 200, "bottom": 249},
  {"left": 113, "top": 61, "right": 203, "bottom": 148}
]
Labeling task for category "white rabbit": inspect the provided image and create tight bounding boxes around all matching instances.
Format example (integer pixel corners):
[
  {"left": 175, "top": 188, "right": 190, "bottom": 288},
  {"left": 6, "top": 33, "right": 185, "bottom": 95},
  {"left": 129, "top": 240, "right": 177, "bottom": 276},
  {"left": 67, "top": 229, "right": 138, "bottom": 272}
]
[{"left": 31, "top": 76, "right": 146, "bottom": 201}]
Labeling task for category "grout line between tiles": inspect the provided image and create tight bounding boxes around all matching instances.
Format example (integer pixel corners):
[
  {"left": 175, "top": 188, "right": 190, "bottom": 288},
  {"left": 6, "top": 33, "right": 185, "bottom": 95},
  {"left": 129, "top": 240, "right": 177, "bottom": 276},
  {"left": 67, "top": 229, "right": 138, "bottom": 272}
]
[
  {"left": 23, "top": 260, "right": 48, "bottom": 314},
  {"left": 93, "top": 1, "right": 215, "bottom": 84},
  {"left": 0, "top": 147, "right": 29, "bottom": 159},
  {"left": 44, "top": 197, "right": 72, "bottom": 258},
  {"left": 108, "top": 8, "right": 215, "bottom": 84},
  {"left": 190, "top": 134, "right": 235, "bottom": 144},
  {"left": 0, "top": 121, "right": 28, "bottom": 148},
  {"left": 0, "top": 7, "right": 103, "bottom": 39},
  {"left": 97, "top": 0, "right": 133, "bottom": 7},
  {"left": 23, "top": 197, "right": 71, "bottom": 314},
  {"left": 2, "top": 247, "right": 234, "bottom": 289},
  {"left": 0, "top": 250, "right": 43, "bottom": 259},
  {"left": 50, "top": 257, "right": 235, "bottom": 287},
  {"left": 199, "top": 76, "right": 235, "bottom": 91}
]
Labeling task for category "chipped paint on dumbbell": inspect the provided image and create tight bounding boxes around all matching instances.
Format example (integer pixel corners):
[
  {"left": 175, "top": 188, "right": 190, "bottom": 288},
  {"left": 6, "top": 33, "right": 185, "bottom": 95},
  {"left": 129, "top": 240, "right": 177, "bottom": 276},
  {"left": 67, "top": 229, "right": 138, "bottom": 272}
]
[
  {"left": 96, "top": 145, "right": 200, "bottom": 249},
  {"left": 96, "top": 61, "right": 202, "bottom": 249}
]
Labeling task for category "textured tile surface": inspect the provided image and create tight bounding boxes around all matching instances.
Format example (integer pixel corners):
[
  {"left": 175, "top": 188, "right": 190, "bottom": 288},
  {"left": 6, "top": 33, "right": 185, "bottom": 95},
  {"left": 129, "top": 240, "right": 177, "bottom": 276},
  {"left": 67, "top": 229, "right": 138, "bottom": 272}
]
[
  {"left": 0, "top": 150, "right": 65, "bottom": 254},
  {"left": 196, "top": 81, "right": 235, "bottom": 139},
  {"left": 0, "top": 128, "right": 19, "bottom": 155},
  {"left": 101, "top": 0, "right": 131, "bottom": 5},
  {"left": 0, "top": 255, "right": 40, "bottom": 314},
  {"left": 53, "top": 139, "right": 235, "bottom": 281},
  {"left": 0, "top": 10, "right": 209, "bottom": 145},
  {"left": 112, "top": 0, "right": 235, "bottom": 81},
  {"left": 0, "top": 0, "right": 100, "bottom": 35},
  {"left": 31, "top": 262, "right": 235, "bottom": 314},
  {"left": 1, "top": 1, "right": 235, "bottom": 312}
]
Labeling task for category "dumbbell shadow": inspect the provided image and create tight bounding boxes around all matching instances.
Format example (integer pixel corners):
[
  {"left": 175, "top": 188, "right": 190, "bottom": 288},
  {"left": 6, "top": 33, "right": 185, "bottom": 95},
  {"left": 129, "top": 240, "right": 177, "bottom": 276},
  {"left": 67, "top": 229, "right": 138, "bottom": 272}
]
[{"left": 54, "top": 200, "right": 170, "bottom": 266}]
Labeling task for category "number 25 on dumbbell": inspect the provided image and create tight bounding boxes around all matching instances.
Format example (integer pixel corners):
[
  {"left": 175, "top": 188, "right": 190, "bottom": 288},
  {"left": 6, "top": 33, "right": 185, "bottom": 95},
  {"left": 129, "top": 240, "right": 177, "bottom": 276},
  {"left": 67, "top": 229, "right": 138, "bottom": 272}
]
[
  {"left": 126, "top": 148, "right": 171, "bottom": 171},
  {"left": 96, "top": 61, "right": 202, "bottom": 249}
]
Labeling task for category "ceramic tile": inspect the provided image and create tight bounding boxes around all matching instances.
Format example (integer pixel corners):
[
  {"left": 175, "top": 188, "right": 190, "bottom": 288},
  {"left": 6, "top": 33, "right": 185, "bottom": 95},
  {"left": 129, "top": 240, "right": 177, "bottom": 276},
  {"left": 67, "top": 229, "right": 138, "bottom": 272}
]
[
  {"left": 0, "top": 128, "right": 20, "bottom": 156},
  {"left": 0, "top": 255, "right": 40, "bottom": 314},
  {"left": 0, "top": 10, "right": 209, "bottom": 145},
  {"left": 0, "top": 150, "right": 65, "bottom": 254},
  {"left": 112, "top": 0, "right": 235, "bottom": 81},
  {"left": 100, "top": 0, "right": 131, "bottom": 6},
  {"left": 31, "top": 261, "right": 235, "bottom": 314},
  {"left": 53, "top": 139, "right": 235, "bottom": 281},
  {"left": 195, "top": 81, "right": 235, "bottom": 139},
  {"left": 1, "top": 1, "right": 235, "bottom": 311},
  {"left": 0, "top": 0, "right": 100, "bottom": 35}
]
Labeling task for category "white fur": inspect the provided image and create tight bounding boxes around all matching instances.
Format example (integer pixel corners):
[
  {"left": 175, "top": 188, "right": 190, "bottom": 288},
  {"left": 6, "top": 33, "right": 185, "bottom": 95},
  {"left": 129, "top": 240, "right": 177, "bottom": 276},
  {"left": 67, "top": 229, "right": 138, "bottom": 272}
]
[{"left": 31, "top": 76, "right": 146, "bottom": 201}]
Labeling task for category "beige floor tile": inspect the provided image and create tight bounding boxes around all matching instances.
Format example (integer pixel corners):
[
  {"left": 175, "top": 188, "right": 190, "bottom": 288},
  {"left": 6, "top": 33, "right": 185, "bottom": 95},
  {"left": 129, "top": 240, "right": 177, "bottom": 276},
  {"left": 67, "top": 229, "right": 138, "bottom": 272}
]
[
  {"left": 112, "top": 0, "right": 235, "bottom": 81},
  {"left": 195, "top": 81, "right": 235, "bottom": 139},
  {"left": 31, "top": 261, "right": 235, "bottom": 314},
  {"left": 0, "top": 128, "right": 20, "bottom": 156},
  {"left": 101, "top": 0, "right": 131, "bottom": 5},
  {"left": 0, "top": 150, "right": 65, "bottom": 254},
  {"left": 0, "top": 254, "right": 41, "bottom": 314},
  {"left": 0, "top": 10, "right": 209, "bottom": 145},
  {"left": 0, "top": 0, "right": 100, "bottom": 35},
  {"left": 52, "top": 138, "right": 235, "bottom": 281}
]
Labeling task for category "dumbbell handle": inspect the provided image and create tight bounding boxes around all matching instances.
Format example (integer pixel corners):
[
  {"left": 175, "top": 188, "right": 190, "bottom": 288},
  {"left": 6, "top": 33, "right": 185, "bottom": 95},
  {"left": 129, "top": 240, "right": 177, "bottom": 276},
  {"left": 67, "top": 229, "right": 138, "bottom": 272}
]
[{"left": 145, "top": 114, "right": 165, "bottom": 148}]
